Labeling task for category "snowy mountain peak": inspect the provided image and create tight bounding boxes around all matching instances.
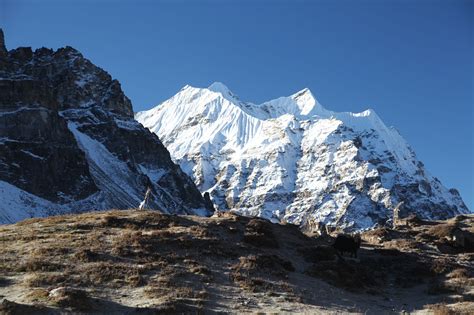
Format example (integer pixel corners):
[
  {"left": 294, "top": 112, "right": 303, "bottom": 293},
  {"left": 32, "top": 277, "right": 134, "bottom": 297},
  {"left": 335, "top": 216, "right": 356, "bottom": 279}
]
[
  {"left": 293, "top": 88, "right": 323, "bottom": 114},
  {"left": 290, "top": 87, "right": 321, "bottom": 116},
  {"left": 164, "top": 83, "right": 326, "bottom": 120},
  {"left": 291, "top": 87, "right": 313, "bottom": 102},
  {"left": 207, "top": 81, "right": 243, "bottom": 105},
  {"left": 256, "top": 87, "right": 326, "bottom": 119},
  {"left": 136, "top": 84, "right": 469, "bottom": 230},
  {"left": 208, "top": 81, "right": 232, "bottom": 94}
]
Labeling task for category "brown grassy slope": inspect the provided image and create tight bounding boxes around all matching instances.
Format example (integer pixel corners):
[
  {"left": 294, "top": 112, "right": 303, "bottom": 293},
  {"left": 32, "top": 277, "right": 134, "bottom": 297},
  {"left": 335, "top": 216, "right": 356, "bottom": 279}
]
[{"left": 0, "top": 210, "right": 473, "bottom": 314}]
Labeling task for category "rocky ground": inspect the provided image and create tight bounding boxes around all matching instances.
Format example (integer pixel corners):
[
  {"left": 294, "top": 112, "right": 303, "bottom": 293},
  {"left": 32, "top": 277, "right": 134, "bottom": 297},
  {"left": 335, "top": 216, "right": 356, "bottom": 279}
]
[{"left": 0, "top": 210, "right": 473, "bottom": 314}]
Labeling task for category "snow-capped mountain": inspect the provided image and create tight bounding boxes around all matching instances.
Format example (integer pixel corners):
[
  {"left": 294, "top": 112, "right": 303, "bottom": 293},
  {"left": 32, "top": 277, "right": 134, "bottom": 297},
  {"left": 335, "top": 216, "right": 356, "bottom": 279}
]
[
  {"left": 136, "top": 82, "right": 469, "bottom": 230},
  {"left": 0, "top": 30, "right": 212, "bottom": 223}
]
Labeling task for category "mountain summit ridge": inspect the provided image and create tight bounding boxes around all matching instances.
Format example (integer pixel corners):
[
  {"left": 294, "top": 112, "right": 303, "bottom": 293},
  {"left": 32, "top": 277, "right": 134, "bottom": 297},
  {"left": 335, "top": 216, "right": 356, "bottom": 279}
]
[
  {"left": 136, "top": 82, "right": 469, "bottom": 230},
  {"left": 0, "top": 30, "right": 212, "bottom": 223}
]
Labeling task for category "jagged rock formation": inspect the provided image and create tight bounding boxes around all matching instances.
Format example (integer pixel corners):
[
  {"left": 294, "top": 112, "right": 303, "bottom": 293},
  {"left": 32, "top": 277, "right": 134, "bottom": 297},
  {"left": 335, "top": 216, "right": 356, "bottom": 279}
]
[
  {"left": 0, "top": 29, "right": 212, "bottom": 223},
  {"left": 136, "top": 82, "right": 469, "bottom": 230}
]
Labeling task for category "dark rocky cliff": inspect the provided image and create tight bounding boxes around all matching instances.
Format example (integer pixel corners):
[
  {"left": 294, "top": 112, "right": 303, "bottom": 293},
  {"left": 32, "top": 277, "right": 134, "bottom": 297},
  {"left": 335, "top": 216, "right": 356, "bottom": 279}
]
[{"left": 0, "top": 29, "right": 212, "bottom": 223}]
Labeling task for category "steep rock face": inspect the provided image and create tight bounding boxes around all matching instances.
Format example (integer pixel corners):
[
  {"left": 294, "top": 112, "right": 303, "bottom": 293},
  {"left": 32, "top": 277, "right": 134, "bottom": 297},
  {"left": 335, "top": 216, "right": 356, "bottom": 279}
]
[
  {"left": 0, "top": 30, "right": 211, "bottom": 223},
  {"left": 136, "top": 83, "right": 469, "bottom": 230}
]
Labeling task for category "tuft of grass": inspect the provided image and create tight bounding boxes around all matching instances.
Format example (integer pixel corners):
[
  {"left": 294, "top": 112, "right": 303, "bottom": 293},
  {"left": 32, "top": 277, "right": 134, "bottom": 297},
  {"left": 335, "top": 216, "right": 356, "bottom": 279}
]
[
  {"left": 49, "top": 287, "right": 94, "bottom": 311},
  {"left": 18, "top": 258, "right": 64, "bottom": 272},
  {"left": 24, "top": 272, "right": 67, "bottom": 287},
  {"left": 430, "top": 258, "right": 454, "bottom": 275},
  {"left": 143, "top": 267, "right": 209, "bottom": 308},
  {"left": 428, "top": 303, "right": 456, "bottom": 315},
  {"left": 427, "top": 224, "right": 457, "bottom": 240},
  {"left": 243, "top": 219, "right": 279, "bottom": 248},
  {"left": 230, "top": 254, "right": 295, "bottom": 293},
  {"left": 384, "top": 238, "right": 419, "bottom": 251},
  {"left": 79, "top": 262, "right": 145, "bottom": 288},
  {"left": 448, "top": 268, "right": 470, "bottom": 280},
  {"left": 25, "top": 288, "right": 49, "bottom": 302},
  {"left": 74, "top": 249, "right": 101, "bottom": 262}
]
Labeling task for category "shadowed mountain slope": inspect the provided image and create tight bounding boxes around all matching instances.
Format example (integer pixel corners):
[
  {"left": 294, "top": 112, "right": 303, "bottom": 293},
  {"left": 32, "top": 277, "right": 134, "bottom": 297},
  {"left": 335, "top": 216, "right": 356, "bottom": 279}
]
[{"left": 0, "top": 29, "right": 212, "bottom": 223}]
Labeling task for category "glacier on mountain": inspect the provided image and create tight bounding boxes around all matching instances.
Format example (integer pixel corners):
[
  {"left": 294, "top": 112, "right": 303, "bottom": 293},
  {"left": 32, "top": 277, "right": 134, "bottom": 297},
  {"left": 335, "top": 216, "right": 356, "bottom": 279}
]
[{"left": 136, "top": 82, "right": 469, "bottom": 230}]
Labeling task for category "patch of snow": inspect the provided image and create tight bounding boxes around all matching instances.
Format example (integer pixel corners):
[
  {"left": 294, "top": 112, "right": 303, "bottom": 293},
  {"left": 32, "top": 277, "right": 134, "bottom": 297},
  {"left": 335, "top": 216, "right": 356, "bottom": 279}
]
[
  {"left": 20, "top": 150, "right": 44, "bottom": 160},
  {"left": 115, "top": 118, "right": 142, "bottom": 131},
  {"left": 0, "top": 106, "right": 51, "bottom": 116},
  {"left": 0, "top": 180, "right": 54, "bottom": 223},
  {"left": 138, "top": 164, "right": 167, "bottom": 183},
  {"left": 68, "top": 122, "right": 142, "bottom": 208}
]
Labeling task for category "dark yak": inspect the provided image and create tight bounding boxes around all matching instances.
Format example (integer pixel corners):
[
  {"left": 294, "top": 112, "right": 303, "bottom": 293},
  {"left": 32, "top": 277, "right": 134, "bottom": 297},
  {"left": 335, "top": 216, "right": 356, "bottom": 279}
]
[{"left": 333, "top": 234, "right": 362, "bottom": 258}]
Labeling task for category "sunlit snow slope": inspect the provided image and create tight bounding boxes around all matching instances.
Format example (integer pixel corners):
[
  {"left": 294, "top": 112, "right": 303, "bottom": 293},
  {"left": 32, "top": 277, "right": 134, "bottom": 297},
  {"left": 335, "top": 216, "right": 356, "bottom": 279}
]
[{"left": 136, "top": 82, "right": 469, "bottom": 230}]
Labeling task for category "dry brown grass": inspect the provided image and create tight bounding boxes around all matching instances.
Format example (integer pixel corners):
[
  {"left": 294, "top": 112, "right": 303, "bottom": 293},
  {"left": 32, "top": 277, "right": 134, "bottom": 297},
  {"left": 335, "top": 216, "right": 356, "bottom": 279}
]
[
  {"left": 0, "top": 299, "right": 49, "bottom": 314},
  {"left": 427, "top": 224, "right": 458, "bottom": 240},
  {"left": 243, "top": 218, "right": 279, "bottom": 248},
  {"left": 428, "top": 303, "right": 456, "bottom": 315},
  {"left": 49, "top": 287, "right": 94, "bottom": 311},
  {"left": 445, "top": 268, "right": 474, "bottom": 297},
  {"left": 1, "top": 210, "right": 473, "bottom": 313},
  {"left": 230, "top": 254, "right": 295, "bottom": 293},
  {"left": 305, "top": 259, "right": 381, "bottom": 292},
  {"left": 383, "top": 238, "right": 420, "bottom": 251},
  {"left": 78, "top": 262, "right": 145, "bottom": 288},
  {"left": 448, "top": 268, "right": 470, "bottom": 280},
  {"left": 24, "top": 272, "right": 68, "bottom": 287},
  {"left": 143, "top": 265, "right": 210, "bottom": 308},
  {"left": 297, "top": 244, "right": 337, "bottom": 262},
  {"left": 362, "top": 227, "right": 406, "bottom": 244},
  {"left": 233, "top": 254, "right": 294, "bottom": 275},
  {"left": 25, "top": 288, "right": 49, "bottom": 302},
  {"left": 17, "top": 258, "right": 64, "bottom": 273},
  {"left": 430, "top": 258, "right": 455, "bottom": 275}
]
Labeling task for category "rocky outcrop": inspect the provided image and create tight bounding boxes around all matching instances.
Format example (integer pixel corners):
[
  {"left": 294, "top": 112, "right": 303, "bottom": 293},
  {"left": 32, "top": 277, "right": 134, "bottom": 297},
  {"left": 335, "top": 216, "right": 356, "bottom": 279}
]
[
  {"left": 0, "top": 29, "right": 7, "bottom": 57},
  {"left": 0, "top": 30, "right": 212, "bottom": 223}
]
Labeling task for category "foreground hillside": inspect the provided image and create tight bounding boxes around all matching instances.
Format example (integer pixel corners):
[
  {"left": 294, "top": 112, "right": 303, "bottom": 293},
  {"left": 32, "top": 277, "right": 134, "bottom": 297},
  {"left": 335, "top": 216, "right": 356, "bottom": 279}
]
[{"left": 0, "top": 210, "right": 473, "bottom": 314}]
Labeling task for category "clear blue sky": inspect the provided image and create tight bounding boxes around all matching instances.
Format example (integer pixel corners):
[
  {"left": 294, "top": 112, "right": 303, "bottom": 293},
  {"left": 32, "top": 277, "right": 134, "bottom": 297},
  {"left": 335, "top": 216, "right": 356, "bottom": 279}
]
[{"left": 1, "top": 0, "right": 472, "bottom": 210}]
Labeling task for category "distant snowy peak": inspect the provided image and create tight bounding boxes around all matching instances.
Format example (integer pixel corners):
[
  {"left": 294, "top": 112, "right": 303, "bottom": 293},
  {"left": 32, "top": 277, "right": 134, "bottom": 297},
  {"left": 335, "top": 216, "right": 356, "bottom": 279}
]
[
  {"left": 290, "top": 88, "right": 319, "bottom": 115},
  {"left": 256, "top": 87, "right": 325, "bottom": 119},
  {"left": 136, "top": 83, "right": 469, "bottom": 230},
  {"left": 141, "top": 83, "right": 328, "bottom": 121},
  {"left": 207, "top": 81, "right": 236, "bottom": 99}
]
